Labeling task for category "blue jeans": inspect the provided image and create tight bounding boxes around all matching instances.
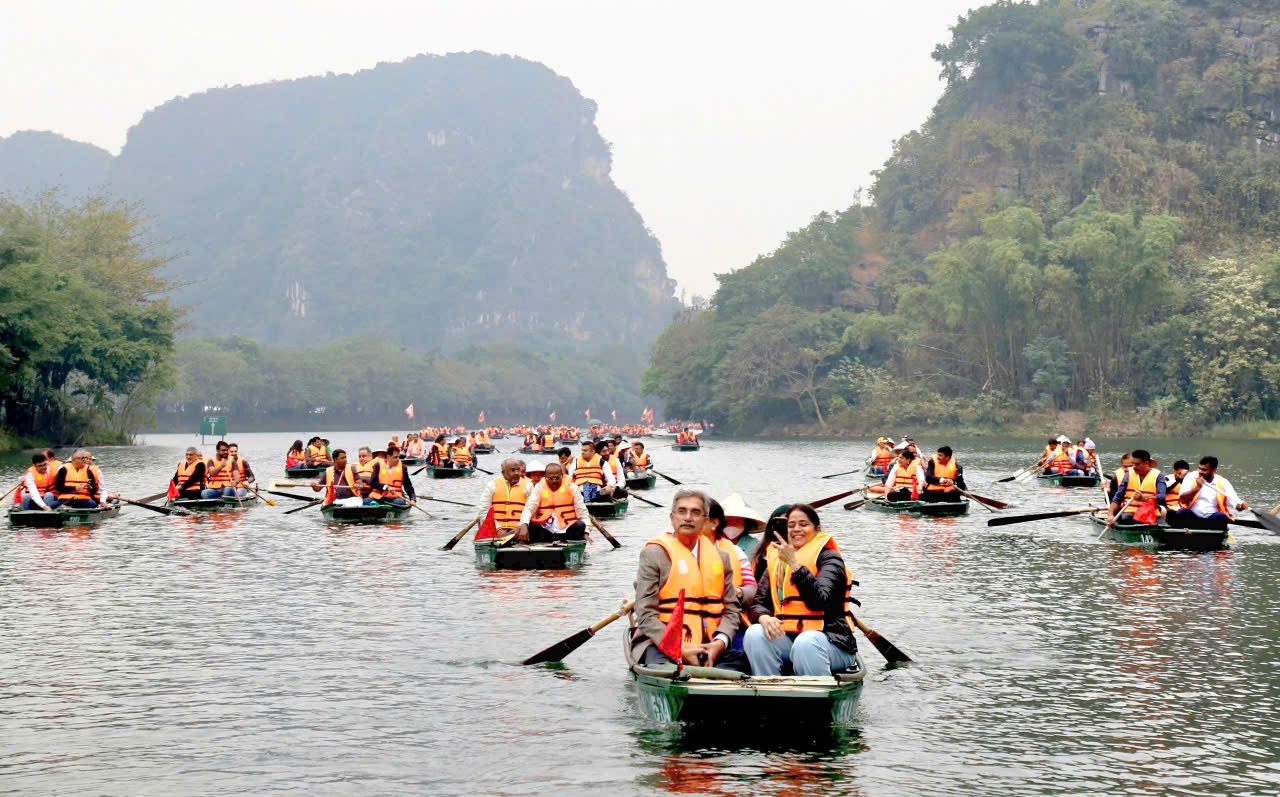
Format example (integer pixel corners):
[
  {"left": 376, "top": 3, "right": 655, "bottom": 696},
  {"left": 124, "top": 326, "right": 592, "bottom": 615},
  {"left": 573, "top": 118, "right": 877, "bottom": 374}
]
[
  {"left": 47, "top": 497, "right": 98, "bottom": 509},
  {"left": 382, "top": 497, "right": 408, "bottom": 506},
  {"left": 21, "top": 492, "right": 57, "bottom": 510},
  {"left": 743, "top": 626, "right": 857, "bottom": 676},
  {"left": 580, "top": 483, "right": 601, "bottom": 502}
]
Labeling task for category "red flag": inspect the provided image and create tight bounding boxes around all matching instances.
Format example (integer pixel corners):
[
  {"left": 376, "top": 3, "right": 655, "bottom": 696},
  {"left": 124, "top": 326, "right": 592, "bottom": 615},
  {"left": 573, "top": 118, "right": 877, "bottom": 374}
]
[
  {"left": 549, "top": 411, "right": 556, "bottom": 422},
  {"left": 475, "top": 507, "right": 498, "bottom": 540},
  {"left": 611, "top": 409, "right": 617, "bottom": 421},
  {"left": 13, "top": 483, "right": 23, "bottom": 504},
  {"left": 166, "top": 480, "right": 178, "bottom": 500},
  {"left": 1133, "top": 500, "right": 1159, "bottom": 526},
  {"left": 585, "top": 408, "right": 591, "bottom": 419},
  {"left": 404, "top": 403, "right": 415, "bottom": 419},
  {"left": 657, "top": 588, "right": 686, "bottom": 668},
  {"left": 478, "top": 411, "right": 485, "bottom": 424}
]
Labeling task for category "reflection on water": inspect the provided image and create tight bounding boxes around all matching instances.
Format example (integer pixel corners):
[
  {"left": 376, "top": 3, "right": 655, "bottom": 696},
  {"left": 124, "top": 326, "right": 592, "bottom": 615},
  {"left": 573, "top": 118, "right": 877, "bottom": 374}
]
[{"left": 2, "top": 432, "right": 1280, "bottom": 795}]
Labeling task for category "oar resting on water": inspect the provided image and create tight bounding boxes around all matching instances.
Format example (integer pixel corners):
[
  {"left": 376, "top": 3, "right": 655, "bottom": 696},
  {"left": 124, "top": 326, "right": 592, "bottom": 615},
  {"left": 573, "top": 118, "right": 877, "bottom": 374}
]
[
  {"left": 987, "top": 506, "right": 1101, "bottom": 527},
  {"left": 119, "top": 497, "right": 190, "bottom": 517},
  {"left": 523, "top": 599, "right": 636, "bottom": 665}
]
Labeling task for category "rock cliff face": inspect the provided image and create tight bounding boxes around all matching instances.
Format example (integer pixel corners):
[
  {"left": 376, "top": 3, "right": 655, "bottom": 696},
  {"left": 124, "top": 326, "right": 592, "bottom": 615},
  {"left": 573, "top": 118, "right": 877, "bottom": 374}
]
[
  {"left": 0, "top": 131, "right": 112, "bottom": 197},
  {"left": 2, "top": 53, "right": 677, "bottom": 350}
]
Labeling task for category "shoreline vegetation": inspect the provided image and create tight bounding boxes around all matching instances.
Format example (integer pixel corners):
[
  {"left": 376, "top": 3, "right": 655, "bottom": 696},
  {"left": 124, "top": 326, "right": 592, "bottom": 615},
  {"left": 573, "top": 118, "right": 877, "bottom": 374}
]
[{"left": 758, "top": 413, "right": 1280, "bottom": 441}]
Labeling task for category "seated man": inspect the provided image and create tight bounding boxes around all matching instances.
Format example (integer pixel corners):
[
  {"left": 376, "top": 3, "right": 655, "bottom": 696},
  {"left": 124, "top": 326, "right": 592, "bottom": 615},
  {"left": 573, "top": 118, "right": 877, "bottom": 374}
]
[
  {"left": 171, "top": 447, "right": 207, "bottom": 499},
  {"left": 514, "top": 463, "right": 588, "bottom": 543},
  {"left": 868, "top": 438, "right": 895, "bottom": 475},
  {"left": 882, "top": 451, "right": 924, "bottom": 502},
  {"left": 18, "top": 453, "right": 57, "bottom": 511},
  {"left": 556, "top": 447, "right": 574, "bottom": 474},
  {"left": 630, "top": 488, "right": 745, "bottom": 672},
  {"left": 1107, "top": 449, "right": 1165, "bottom": 526},
  {"left": 310, "top": 449, "right": 363, "bottom": 506},
  {"left": 921, "top": 446, "right": 966, "bottom": 503},
  {"left": 625, "top": 441, "right": 652, "bottom": 476},
  {"left": 49, "top": 449, "right": 105, "bottom": 509},
  {"left": 371, "top": 446, "right": 417, "bottom": 506},
  {"left": 202, "top": 441, "right": 243, "bottom": 498},
  {"left": 1169, "top": 455, "right": 1249, "bottom": 531},
  {"left": 569, "top": 440, "right": 608, "bottom": 503},
  {"left": 1164, "top": 459, "right": 1190, "bottom": 514}
]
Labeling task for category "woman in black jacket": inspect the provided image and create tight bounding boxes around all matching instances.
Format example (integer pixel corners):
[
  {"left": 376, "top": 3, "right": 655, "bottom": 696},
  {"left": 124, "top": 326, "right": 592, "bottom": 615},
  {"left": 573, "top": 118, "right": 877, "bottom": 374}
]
[{"left": 744, "top": 503, "right": 858, "bottom": 675}]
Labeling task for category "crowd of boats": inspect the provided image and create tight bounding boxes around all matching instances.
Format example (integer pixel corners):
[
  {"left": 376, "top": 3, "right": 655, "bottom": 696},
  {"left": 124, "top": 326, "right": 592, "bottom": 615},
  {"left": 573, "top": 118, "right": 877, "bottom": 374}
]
[{"left": 9, "top": 426, "right": 1279, "bottom": 730}]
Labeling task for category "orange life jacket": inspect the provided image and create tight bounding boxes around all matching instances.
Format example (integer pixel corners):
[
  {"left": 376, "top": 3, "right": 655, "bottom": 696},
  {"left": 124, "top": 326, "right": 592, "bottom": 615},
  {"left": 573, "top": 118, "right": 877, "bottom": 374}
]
[
  {"left": 533, "top": 483, "right": 579, "bottom": 527},
  {"left": 20, "top": 464, "right": 57, "bottom": 500},
  {"left": 606, "top": 455, "right": 622, "bottom": 483},
  {"left": 323, "top": 464, "right": 359, "bottom": 503},
  {"left": 891, "top": 460, "right": 921, "bottom": 499},
  {"left": 647, "top": 534, "right": 725, "bottom": 646},
  {"left": 450, "top": 445, "right": 473, "bottom": 466},
  {"left": 525, "top": 435, "right": 541, "bottom": 451},
  {"left": 1121, "top": 468, "right": 1163, "bottom": 509},
  {"left": 307, "top": 444, "right": 331, "bottom": 464},
  {"left": 573, "top": 454, "right": 604, "bottom": 486},
  {"left": 377, "top": 461, "right": 406, "bottom": 499},
  {"left": 1165, "top": 475, "right": 1183, "bottom": 510},
  {"left": 354, "top": 459, "right": 377, "bottom": 498},
  {"left": 205, "top": 456, "right": 240, "bottom": 488},
  {"left": 491, "top": 477, "right": 528, "bottom": 530},
  {"left": 1051, "top": 446, "right": 1074, "bottom": 474},
  {"left": 715, "top": 537, "right": 750, "bottom": 628},
  {"left": 926, "top": 454, "right": 957, "bottom": 491},
  {"left": 765, "top": 532, "right": 855, "bottom": 634},
  {"left": 871, "top": 446, "right": 893, "bottom": 468},
  {"left": 56, "top": 463, "right": 95, "bottom": 500},
  {"left": 174, "top": 458, "right": 203, "bottom": 490},
  {"left": 631, "top": 452, "right": 650, "bottom": 469}
]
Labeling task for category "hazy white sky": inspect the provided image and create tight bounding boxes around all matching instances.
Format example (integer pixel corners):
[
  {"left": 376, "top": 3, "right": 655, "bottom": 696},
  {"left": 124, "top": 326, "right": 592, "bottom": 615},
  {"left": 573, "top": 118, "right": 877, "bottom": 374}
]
[{"left": 5, "top": 0, "right": 976, "bottom": 297}]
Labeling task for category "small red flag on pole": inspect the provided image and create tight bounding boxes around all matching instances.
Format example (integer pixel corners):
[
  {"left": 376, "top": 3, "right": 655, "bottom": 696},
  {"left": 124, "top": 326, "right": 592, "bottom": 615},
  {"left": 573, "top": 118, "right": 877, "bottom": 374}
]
[
  {"left": 478, "top": 410, "right": 485, "bottom": 424},
  {"left": 611, "top": 409, "right": 617, "bottom": 421},
  {"left": 474, "top": 507, "right": 498, "bottom": 540},
  {"left": 166, "top": 480, "right": 178, "bottom": 500},
  {"left": 657, "top": 588, "right": 687, "bottom": 673},
  {"left": 404, "top": 403, "right": 414, "bottom": 419}
]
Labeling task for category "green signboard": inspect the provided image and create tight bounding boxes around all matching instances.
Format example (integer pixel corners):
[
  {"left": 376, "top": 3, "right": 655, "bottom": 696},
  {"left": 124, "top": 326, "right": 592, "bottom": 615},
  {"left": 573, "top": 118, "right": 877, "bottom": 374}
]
[{"left": 200, "top": 415, "right": 226, "bottom": 439}]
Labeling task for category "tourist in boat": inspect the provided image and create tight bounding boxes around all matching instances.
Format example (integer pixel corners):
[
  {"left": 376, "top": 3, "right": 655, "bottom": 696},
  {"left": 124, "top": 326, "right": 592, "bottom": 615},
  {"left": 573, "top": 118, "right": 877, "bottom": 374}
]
[
  {"left": 702, "top": 497, "right": 757, "bottom": 652},
  {"left": 310, "top": 449, "right": 362, "bottom": 505},
  {"left": 286, "top": 440, "right": 306, "bottom": 470},
  {"left": 882, "top": 450, "right": 925, "bottom": 502},
  {"left": 513, "top": 463, "right": 589, "bottom": 543},
  {"left": 868, "top": 438, "right": 895, "bottom": 475},
  {"left": 226, "top": 443, "right": 255, "bottom": 495},
  {"left": 1047, "top": 437, "right": 1082, "bottom": 475},
  {"left": 1107, "top": 453, "right": 1134, "bottom": 495},
  {"left": 448, "top": 437, "right": 474, "bottom": 468},
  {"left": 599, "top": 440, "right": 629, "bottom": 501},
  {"left": 203, "top": 441, "right": 245, "bottom": 499},
  {"left": 1170, "top": 455, "right": 1249, "bottom": 530},
  {"left": 720, "top": 492, "right": 766, "bottom": 556},
  {"left": 353, "top": 447, "right": 378, "bottom": 499},
  {"left": 49, "top": 449, "right": 110, "bottom": 509},
  {"left": 541, "top": 427, "right": 556, "bottom": 451},
  {"left": 555, "top": 447, "right": 574, "bottom": 474},
  {"left": 1165, "top": 459, "right": 1190, "bottom": 512},
  {"left": 675, "top": 427, "right": 697, "bottom": 445},
  {"left": 523, "top": 431, "right": 541, "bottom": 452},
  {"left": 744, "top": 503, "right": 858, "bottom": 676},
  {"left": 403, "top": 434, "right": 425, "bottom": 458},
  {"left": 428, "top": 434, "right": 449, "bottom": 465},
  {"left": 922, "top": 446, "right": 967, "bottom": 503},
  {"left": 525, "top": 460, "right": 545, "bottom": 486},
  {"left": 476, "top": 459, "right": 530, "bottom": 534},
  {"left": 18, "top": 453, "right": 57, "bottom": 511},
  {"left": 1040, "top": 436, "right": 1070, "bottom": 474},
  {"left": 371, "top": 446, "right": 416, "bottom": 506},
  {"left": 630, "top": 488, "right": 744, "bottom": 671},
  {"left": 1107, "top": 450, "right": 1166, "bottom": 526},
  {"left": 43, "top": 449, "right": 62, "bottom": 472},
  {"left": 171, "top": 447, "right": 207, "bottom": 500},
  {"left": 568, "top": 439, "right": 610, "bottom": 503},
  {"left": 625, "top": 440, "right": 652, "bottom": 476},
  {"left": 305, "top": 437, "right": 331, "bottom": 466}
]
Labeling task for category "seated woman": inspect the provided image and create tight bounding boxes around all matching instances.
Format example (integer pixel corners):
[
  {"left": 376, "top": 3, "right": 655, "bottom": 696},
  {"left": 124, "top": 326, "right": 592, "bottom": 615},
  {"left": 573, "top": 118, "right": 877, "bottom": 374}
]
[
  {"left": 702, "top": 498, "right": 757, "bottom": 652},
  {"left": 744, "top": 503, "right": 858, "bottom": 676},
  {"left": 286, "top": 440, "right": 306, "bottom": 470}
]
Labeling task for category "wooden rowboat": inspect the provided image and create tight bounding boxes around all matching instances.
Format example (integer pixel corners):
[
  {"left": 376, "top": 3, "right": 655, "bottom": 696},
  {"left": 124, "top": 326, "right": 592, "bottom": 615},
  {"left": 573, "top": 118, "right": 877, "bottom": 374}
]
[
  {"left": 167, "top": 494, "right": 259, "bottom": 511},
  {"left": 284, "top": 466, "right": 325, "bottom": 479},
  {"left": 670, "top": 443, "right": 701, "bottom": 451},
  {"left": 427, "top": 464, "right": 475, "bottom": 479},
  {"left": 866, "top": 497, "right": 969, "bottom": 516},
  {"left": 473, "top": 444, "right": 495, "bottom": 454},
  {"left": 863, "top": 464, "right": 888, "bottom": 479},
  {"left": 321, "top": 501, "right": 412, "bottom": 523},
  {"left": 8, "top": 502, "right": 122, "bottom": 528},
  {"left": 624, "top": 626, "right": 865, "bottom": 726},
  {"left": 473, "top": 537, "right": 587, "bottom": 569},
  {"left": 519, "top": 446, "right": 544, "bottom": 455},
  {"left": 1088, "top": 514, "right": 1228, "bottom": 551},
  {"left": 586, "top": 498, "right": 629, "bottom": 519},
  {"left": 626, "top": 472, "right": 657, "bottom": 490},
  {"left": 1039, "top": 472, "right": 1102, "bottom": 488},
  {"left": 401, "top": 456, "right": 426, "bottom": 466}
]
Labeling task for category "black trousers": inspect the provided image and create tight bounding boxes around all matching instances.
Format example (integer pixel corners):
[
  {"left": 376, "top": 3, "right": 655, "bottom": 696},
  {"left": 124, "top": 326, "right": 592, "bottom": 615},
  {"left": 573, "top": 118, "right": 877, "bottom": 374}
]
[
  {"left": 1168, "top": 508, "right": 1230, "bottom": 530},
  {"left": 921, "top": 488, "right": 962, "bottom": 503},
  {"left": 886, "top": 488, "right": 914, "bottom": 502},
  {"left": 528, "top": 520, "right": 587, "bottom": 542},
  {"left": 640, "top": 640, "right": 752, "bottom": 674}
]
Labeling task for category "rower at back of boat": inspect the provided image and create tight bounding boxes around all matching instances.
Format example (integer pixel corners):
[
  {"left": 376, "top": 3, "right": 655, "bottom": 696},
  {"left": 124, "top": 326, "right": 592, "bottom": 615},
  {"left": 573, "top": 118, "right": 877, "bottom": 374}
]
[{"left": 1168, "top": 455, "right": 1250, "bottom": 531}]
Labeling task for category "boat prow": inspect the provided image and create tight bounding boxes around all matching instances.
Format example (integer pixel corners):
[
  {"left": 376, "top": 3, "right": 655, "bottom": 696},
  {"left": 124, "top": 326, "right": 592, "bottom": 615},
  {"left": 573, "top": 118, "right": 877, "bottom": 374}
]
[
  {"left": 473, "top": 537, "right": 587, "bottom": 569},
  {"left": 8, "top": 502, "right": 122, "bottom": 528}
]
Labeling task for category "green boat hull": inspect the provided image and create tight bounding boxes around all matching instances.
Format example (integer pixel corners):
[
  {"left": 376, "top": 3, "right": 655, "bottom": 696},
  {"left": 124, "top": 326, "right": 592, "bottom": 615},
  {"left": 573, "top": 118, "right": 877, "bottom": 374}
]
[
  {"left": 285, "top": 466, "right": 325, "bottom": 479},
  {"left": 8, "top": 503, "right": 121, "bottom": 528},
  {"left": 1039, "top": 473, "right": 1102, "bottom": 488},
  {"left": 670, "top": 443, "right": 701, "bottom": 451},
  {"left": 473, "top": 445, "right": 495, "bottom": 454},
  {"left": 427, "top": 465, "right": 475, "bottom": 479},
  {"left": 167, "top": 495, "right": 259, "bottom": 511},
  {"left": 629, "top": 659, "right": 865, "bottom": 727},
  {"left": 1089, "top": 514, "right": 1228, "bottom": 551},
  {"left": 626, "top": 473, "right": 658, "bottom": 490},
  {"left": 320, "top": 502, "right": 411, "bottom": 523},
  {"left": 400, "top": 457, "right": 426, "bottom": 466},
  {"left": 473, "top": 538, "right": 586, "bottom": 569},
  {"left": 863, "top": 465, "right": 889, "bottom": 479},
  {"left": 586, "top": 498, "right": 629, "bottom": 519},
  {"left": 866, "top": 497, "right": 969, "bottom": 516}
]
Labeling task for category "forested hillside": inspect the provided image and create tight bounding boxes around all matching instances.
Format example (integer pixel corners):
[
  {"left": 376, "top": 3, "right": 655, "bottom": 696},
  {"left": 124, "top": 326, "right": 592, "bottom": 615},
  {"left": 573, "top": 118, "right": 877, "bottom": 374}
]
[
  {"left": 645, "top": 0, "right": 1280, "bottom": 435},
  {"left": 1, "top": 53, "right": 678, "bottom": 351},
  {"left": 0, "top": 132, "right": 112, "bottom": 198}
]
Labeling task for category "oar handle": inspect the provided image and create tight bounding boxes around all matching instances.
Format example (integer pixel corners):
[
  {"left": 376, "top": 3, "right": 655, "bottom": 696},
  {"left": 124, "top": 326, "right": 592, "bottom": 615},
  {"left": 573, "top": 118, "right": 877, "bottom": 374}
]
[
  {"left": 441, "top": 517, "right": 480, "bottom": 550},
  {"left": 589, "top": 515, "right": 622, "bottom": 548},
  {"left": 588, "top": 600, "right": 636, "bottom": 633},
  {"left": 407, "top": 500, "right": 436, "bottom": 519}
]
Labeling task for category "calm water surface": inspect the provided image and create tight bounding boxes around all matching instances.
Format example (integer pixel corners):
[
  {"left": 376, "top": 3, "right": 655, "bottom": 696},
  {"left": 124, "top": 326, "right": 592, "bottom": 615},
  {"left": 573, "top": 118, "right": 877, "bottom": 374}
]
[{"left": 3, "top": 433, "right": 1280, "bottom": 795}]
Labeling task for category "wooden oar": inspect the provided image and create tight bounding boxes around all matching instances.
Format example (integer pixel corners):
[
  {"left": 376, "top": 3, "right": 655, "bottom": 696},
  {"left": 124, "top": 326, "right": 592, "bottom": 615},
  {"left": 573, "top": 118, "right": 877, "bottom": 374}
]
[
  {"left": 405, "top": 499, "right": 437, "bottom": 519},
  {"left": 1098, "top": 492, "right": 1140, "bottom": 539},
  {"left": 810, "top": 489, "right": 858, "bottom": 510},
  {"left": 411, "top": 464, "right": 429, "bottom": 476},
  {"left": 419, "top": 496, "right": 475, "bottom": 508},
  {"left": 119, "top": 497, "right": 187, "bottom": 516},
  {"left": 851, "top": 615, "right": 912, "bottom": 663},
  {"left": 821, "top": 468, "right": 863, "bottom": 480},
  {"left": 628, "top": 492, "right": 662, "bottom": 509},
  {"left": 271, "top": 479, "right": 315, "bottom": 489},
  {"left": 441, "top": 517, "right": 480, "bottom": 550},
  {"left": 653, "top": 470, "right": 682, "bottom": 486},
  {"left": 842, "top": 487, "right": 872, "bottom": 511},
  {"left": 474, "top": 465, "right": 494, "bottom": 475},
  {"left": 241, "top": 484, "right": 276, "bottom": 506},
  {"left": 996, "top": 459, "right": 1043, "bottom": 484},
  {"left": 284, "top": 498, "right": 324, "bottom": 514},
  {"left": 522, "top": 599, "right": 636, "bottom": 665},
  {"left": 957, "top": 489, "right": 998, "bottom": 512},
  {"left": 987, "top": 506, "right": 1100, "bottom": 527},
  {"left": 137, "top": 491, "right": 169, "bottom": 504},
  {"left": 1250, "top": 508, "right": 1280, "bottom": 535},
  {"left": 267, "top": 490, "right": 317, "bottom": 502},
  {"left": 588, "top": 515, "right": 622, "bottom": 548}
]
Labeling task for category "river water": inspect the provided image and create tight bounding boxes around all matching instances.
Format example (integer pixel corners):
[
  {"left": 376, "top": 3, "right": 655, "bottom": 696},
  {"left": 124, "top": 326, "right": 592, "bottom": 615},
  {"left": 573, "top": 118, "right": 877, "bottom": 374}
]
[{"left": 3, "top": 433, "right": 1280, "bottom": 795}]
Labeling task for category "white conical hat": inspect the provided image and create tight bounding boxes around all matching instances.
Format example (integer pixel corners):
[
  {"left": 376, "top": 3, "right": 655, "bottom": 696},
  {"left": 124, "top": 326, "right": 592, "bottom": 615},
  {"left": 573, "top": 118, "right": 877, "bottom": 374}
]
[
  {"left": 720, "top": 492, "right": 766, "bottom": 525},
  {"left": 526, "top": 460, "right": 546, "bottom": 473}
]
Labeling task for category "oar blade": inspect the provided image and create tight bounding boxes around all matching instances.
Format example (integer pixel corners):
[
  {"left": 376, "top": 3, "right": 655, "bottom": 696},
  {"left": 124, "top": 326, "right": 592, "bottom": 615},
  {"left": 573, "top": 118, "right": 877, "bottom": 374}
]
[
  {"left": 521, "top": 627, "right": 594, "bottom": 665},
  {"left": 810, "top": 489, "right": 857, "bottom": 510},
  {"left": 865, "top": 629, "right": 912, "bottom": 663},
  {"left": 1251, "top": 511, "right": 1280, "bottom": 535},
  {"left": 986, "top": 508, "right": 1092, "bottom": 527},
  {"left": 843, "top": 498, "right": 871, "bottom": 511}
]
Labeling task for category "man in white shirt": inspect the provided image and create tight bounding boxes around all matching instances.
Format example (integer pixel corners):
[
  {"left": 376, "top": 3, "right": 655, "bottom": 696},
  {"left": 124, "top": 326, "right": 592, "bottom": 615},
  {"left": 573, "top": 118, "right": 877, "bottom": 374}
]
[
  {"left": 882, "top": 450, "right": 927, "bottom": 502},
  {"left": 1172, "top": 455, "right": 1249, "bottom": 530},
  {"left": 514, "top": 463, "right": 589, "bottom": 542}
]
